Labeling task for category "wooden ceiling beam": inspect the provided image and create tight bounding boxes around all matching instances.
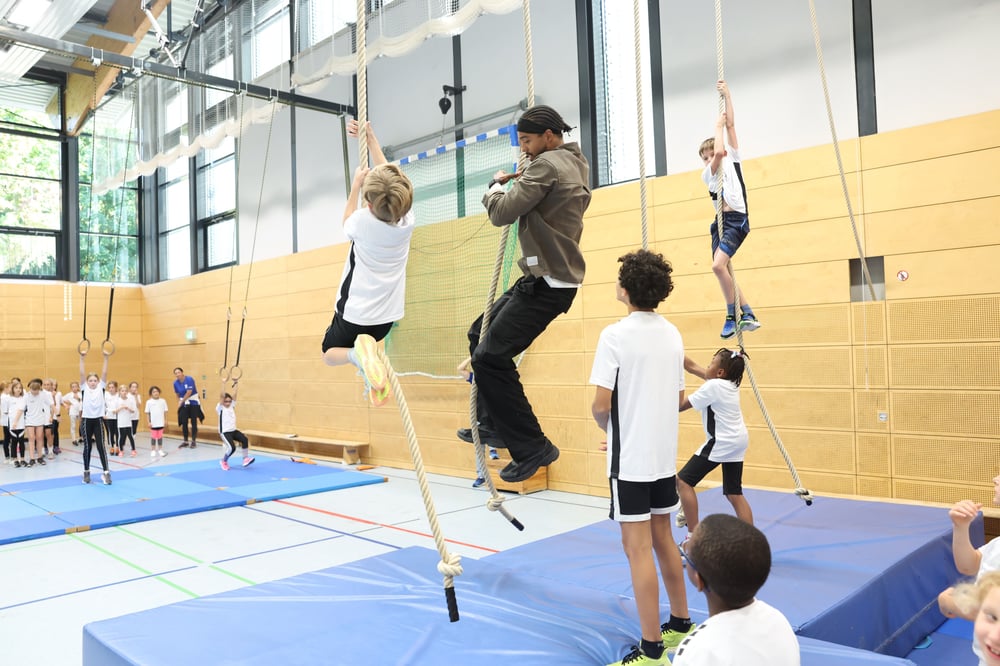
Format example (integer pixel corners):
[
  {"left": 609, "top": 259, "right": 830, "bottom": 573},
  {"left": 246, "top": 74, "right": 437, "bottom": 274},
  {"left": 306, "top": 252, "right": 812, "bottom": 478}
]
[{"left": 47, "top": 0, "right": 170, "bottom": 135}]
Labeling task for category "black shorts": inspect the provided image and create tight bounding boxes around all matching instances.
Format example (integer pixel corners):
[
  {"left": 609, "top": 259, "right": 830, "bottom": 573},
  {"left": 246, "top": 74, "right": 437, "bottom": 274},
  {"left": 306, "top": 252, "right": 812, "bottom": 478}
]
[
  {"left": 321, "top": 314, "right": 393, "bottom": 352},
  {"left": 710, "top": 210, "right": 750, "bottom": 257},
  {"left": 609, "top": 476, "right": 681, "bottom": 522},
  {"left": 678, "top": 455, "right": 745, "bottom": 495}
]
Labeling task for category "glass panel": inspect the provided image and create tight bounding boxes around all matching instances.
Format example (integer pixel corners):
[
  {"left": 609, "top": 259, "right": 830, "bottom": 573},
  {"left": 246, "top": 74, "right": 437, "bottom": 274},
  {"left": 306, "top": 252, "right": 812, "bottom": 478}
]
[
  {"left": 0, "top": 174, "right": 61, "bottom": 229},
  {"left": 161, "top": 177, "right": 190, "bottom": 231},
  {"left": 0, "top": 232, "right": 56, "bottom": 277},
  {"left": 0, "top": 130, "right": 61, "bottom": 178},
  {"left": 594, "top": 0, "right": 655, "bottom": 185},
  {"left": 205, "top": 217, "right": 236, "bottom": 268},
  {"left": 0, "top": 80, "right": 62, "bottom": 131},
  {"left": 160, "top": 228, "right": 192, "bottom": 280},
  {"left": 79, "top": 234, "right": 138, "bottom": 283},
  {"left": 80, "top": 187, "right": 138, "bottom": 235},
  {"left": 197, "top": 156, "right": 236, "bottom": 219}
]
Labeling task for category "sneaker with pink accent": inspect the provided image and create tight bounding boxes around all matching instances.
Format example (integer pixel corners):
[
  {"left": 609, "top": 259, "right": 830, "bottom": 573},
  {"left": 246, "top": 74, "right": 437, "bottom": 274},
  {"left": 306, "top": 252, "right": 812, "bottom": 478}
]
[
  {"left": 242, "top": 456, "right": 255, "bottom": 467},
  {"left": 220, "top": 459, "right": 230, "bottom": 471}
]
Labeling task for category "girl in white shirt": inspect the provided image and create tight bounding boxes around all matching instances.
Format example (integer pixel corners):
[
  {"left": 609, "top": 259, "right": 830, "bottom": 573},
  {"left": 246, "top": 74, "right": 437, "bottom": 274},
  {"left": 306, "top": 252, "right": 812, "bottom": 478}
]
[
  {"left": 8, "top": 382, "right": 26, "bottom": 467},
  {"left": 1, "top": 381, "right": 10, "bottom": 464},
  {"left": 103, "top": 381, "right": 119, "bottom": 456},
  {"left": 677, "top": 348, "right": 752, "bottom": 540},
  {"left": 62, "top": 382, "right": 82, "bottom": 446},
  {"left": 216, "top": 382, "right": 253, "bottom": 471},
  {"left": 79, "top": 352, "right": 113, "bottom": 485},
  {"left": 144, "top": 386, "right": 169, "bottom": 458},
  {"left": 23, "top": 379, "right": 50, "bottom": 467},
  {"left": 115, "top": 384, "right": 138, "bottom": 457}
]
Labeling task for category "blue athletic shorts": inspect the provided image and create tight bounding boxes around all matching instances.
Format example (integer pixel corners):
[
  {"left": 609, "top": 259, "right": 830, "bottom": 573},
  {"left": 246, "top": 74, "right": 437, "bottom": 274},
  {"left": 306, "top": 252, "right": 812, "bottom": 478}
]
[{"left": 710, "top": 211, "right": 750, "bottom": 257}]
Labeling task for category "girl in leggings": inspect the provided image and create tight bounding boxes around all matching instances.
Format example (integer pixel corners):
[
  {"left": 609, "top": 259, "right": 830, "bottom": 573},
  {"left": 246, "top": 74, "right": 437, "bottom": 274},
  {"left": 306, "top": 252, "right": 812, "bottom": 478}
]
[{"left": 79, "top": 351, "right": 112, "bottom": 485}]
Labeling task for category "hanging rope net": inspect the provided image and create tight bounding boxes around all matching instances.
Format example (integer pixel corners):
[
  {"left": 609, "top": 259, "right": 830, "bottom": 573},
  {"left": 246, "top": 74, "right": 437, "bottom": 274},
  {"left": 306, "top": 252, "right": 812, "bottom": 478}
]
[{"left": 384, "top": 128, "right": 522, "bottom": 378}]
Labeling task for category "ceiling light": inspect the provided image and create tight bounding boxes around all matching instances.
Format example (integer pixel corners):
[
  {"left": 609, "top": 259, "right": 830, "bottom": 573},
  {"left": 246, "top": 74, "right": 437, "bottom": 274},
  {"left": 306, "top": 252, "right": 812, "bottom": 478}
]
[{"left": 7, "top": 0, "right": 53, "bottom": 31}]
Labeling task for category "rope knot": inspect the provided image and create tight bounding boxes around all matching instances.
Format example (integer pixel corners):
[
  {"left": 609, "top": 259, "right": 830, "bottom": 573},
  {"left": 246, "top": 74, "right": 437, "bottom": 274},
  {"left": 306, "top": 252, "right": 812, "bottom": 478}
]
[
  {"left": 486, "top": 496, "right": 506, "bottom": 512},
  {"left": 437, "top": 553, "right": 463, "bottom": 578}
]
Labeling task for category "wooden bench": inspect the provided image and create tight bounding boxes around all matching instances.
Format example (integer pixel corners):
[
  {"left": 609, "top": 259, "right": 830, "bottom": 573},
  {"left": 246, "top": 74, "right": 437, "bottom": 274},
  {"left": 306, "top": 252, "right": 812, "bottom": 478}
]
[
  {"left": 484, "top": 456, "right": 548, "bottom": 495},
  {"left": 241, "top": 430, "right": 370, "bottom": 465},
  {"left": 161, "top": 426, "right": 369, "bottom": 465}
]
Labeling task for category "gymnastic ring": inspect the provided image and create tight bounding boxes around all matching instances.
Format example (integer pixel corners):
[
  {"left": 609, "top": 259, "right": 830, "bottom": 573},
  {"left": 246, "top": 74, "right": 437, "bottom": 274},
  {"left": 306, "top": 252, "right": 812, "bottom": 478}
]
[
  {"left": 77, "top": 338, "right": 91, "bottom": 355},
  {"left": 101, "top": 339, "right": 116, "bottom": 356},
  {"left": 229, "top": 366, "right": 243, "bottom": 382},
  {"left": 219, "top": 366, "right": 231, "bottom": 381}
]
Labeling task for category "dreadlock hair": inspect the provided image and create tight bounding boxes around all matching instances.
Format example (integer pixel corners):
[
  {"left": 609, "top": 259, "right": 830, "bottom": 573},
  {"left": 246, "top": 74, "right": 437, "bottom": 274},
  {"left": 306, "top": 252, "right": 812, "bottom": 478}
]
[
  {"left": 364, "top": 163, "right": 414, "bottom": 224},
  {"left": 517, "top": 105, "right": 573, "bottom": 136},
  {"left": 617, "top": 249, "right": 674, "bottom": 309},
  {"left": 689, "top": 514, "right": 772, "bottom": 607},
  {"left": 714, "top": 347, "right": 749, "bottom": 387}
]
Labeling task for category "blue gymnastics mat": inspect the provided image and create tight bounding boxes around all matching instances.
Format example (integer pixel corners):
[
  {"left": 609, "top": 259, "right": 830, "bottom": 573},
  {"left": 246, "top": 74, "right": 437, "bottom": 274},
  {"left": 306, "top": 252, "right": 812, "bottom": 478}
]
[
  {"left": 83, "top": 546, "right": 917, "bottom": 666},
  {"left": 486, "top": 487, "right": 977, "bottom": 658},
  {"left": 0, "top": 458, "right": 384, "bottom": 545},
  {"left": 906, "top": 618, "right": 977, "bottom": 665}
]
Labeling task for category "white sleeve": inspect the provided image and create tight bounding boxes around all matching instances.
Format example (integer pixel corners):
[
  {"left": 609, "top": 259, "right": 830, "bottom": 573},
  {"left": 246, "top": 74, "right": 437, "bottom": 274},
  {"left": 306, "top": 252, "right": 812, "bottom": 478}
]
[
  {"left": 589, "top": 327, "right": 619, "bottom": 390},
  {"left": 688, "top": 380, "right": 718, "bottom": 412},
  {"left": 344, "top": 209, "right": 363, "bottom": 241}
]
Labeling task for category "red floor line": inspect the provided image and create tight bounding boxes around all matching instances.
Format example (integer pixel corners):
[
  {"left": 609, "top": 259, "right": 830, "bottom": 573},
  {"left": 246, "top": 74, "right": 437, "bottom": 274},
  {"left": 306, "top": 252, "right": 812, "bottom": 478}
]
[{"left": 274, "top": 499, "right": 500, "bottom": 554}]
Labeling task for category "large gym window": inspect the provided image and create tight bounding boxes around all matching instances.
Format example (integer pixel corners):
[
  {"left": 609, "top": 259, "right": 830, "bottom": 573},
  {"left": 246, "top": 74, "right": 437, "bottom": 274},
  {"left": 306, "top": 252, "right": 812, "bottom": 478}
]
[
  {"left": 590, "top": 0, "right": 656, "bottom": 186},
  {"left": 0, "top": 80, "right": 62, "bottom": 279}
]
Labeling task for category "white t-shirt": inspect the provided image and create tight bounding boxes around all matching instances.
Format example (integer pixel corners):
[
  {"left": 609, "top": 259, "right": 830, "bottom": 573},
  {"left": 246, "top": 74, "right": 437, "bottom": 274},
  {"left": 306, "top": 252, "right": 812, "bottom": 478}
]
[
  {"left": 336, "top": 208, "right": 415, "bottom": 326},
  {"left": 52, "top": 391, "right": 63, "bottom": 418},
  {"left": 688, "top": 378, "right": 749, "bottom": 462},
  {"left": 65, "top": 392, "right": 82, "bottom": 417},
  {"left": 24, "top": 391, "right": 51, "bottom": 427},
  {"left": 116, "top": 395, "right": 137, "bottom": 428},
  {"left": 702, "top": 146, "right": 747, "bottom": 214},
  {"left": 80, "top": 382, "right": 106, "bottom": 419},
  {"left": 104, "top": 392, "right": 118, "bottom": 419},
  {"left": 1, "top": 393, "right": 9, "bottom": 427},
  {"left": 217, "top": 402, "right": 237, "bottom": 433},
  {"left": 145, "top": 398, "right": 168, "bottom": 429},
  {"left": 673, "top": 599, "right": 799, "bottom": 666},
  {"left": 590, "top": 311, "right": 685, "bottom": 482},
  {"left": 8, "top": 395, "right": 25, "bottom": 429}
]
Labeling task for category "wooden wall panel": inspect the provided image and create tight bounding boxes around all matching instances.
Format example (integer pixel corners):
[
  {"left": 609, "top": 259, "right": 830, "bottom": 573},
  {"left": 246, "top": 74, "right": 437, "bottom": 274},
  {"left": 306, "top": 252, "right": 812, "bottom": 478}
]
[{"left": 0, "top": 109, "right": 996, "bottom": 507}]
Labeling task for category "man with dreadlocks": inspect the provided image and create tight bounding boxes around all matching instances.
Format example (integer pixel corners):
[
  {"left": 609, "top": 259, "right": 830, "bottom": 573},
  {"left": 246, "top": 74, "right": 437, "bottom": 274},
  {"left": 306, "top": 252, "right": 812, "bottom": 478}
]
[{"left": 457, "top": 104, "right": 591, "bottom": 483}]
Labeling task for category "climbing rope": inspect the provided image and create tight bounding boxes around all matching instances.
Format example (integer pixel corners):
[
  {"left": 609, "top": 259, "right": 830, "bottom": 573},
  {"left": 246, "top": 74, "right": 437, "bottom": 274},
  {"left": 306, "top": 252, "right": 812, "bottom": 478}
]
[
  {"left": 713, "top": 0, "right": 812, "bottom": 506},
  {"left": 219, "top": 96, "right": 276, "bottom": 384},
  {"left": 377, "top": 347, "right": 463, "bottom": 621},
  {"left": 355, "top": 0, "right": 368, "bottom": 166},
  {"left": 465, "top": 0, "right": 537, "bottom": 529},
  {"left": 807, "top": 0, "right": 877, "bottom": 303},
  {"left": 632, "top": 0, "right": 649, "bottom": 249}
]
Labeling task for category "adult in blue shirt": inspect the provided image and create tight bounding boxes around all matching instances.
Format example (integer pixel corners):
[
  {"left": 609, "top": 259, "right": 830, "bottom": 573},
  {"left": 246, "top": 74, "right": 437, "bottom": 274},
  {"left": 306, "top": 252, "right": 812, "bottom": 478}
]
[{"left": 172, "top": 367, "right": 202, "bottom": 449}]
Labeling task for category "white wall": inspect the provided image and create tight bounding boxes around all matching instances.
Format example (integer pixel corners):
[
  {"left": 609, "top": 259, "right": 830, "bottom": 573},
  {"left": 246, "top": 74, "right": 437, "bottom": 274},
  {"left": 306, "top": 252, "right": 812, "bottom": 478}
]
[
  {"left": 660, "top": 0, "right": 857, "bottom": 174},
  {"left": 228, "top": 0, "right": 1000, "bottom": 266},
  {"left": 872, "top": 0, "right": 1000, "bottom": 132}
]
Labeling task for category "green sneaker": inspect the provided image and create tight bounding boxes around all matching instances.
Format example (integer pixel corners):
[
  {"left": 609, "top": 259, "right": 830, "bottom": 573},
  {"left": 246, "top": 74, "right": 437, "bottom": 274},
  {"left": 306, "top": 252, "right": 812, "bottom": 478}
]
[
  {"left": 607, "top": 644, "right": 668, "bottom": 666},
  {"left": 661, "top": 622, "right": 696, "bottom": 650}
]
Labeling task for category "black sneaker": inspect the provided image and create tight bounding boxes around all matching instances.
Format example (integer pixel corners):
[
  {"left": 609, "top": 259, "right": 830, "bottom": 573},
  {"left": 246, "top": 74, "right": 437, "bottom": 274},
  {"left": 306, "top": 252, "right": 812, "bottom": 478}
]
[
  {"left": 189, "top": 442, "right": 197, "bottom": 449},
  {"left": 179, "top": 441, "right": 190, "bottom": 448},
  {"left": 499, "top": 440, "right": 559, "bottom": 483},
  {"left": 456, "top": 427, "right": 508, "bottom": 449},
  {"left": 82, "top": 470, "right": 91, "bottom": 484}
]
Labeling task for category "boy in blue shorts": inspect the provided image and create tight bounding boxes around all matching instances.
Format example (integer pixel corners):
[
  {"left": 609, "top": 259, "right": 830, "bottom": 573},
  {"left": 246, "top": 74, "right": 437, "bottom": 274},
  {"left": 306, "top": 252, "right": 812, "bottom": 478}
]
[{"left": 700, "top": 79, "right": 760, "bottom": 339}]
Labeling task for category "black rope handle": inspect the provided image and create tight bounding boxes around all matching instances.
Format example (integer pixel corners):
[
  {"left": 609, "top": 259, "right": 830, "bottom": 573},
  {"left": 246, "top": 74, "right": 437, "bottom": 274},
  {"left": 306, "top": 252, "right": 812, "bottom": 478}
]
[
  {"left": 77, "top": 282, "right": 91, "bottom": 355},
  {"left": 101, "top": 284, "right": 116, "bottom": 356},
  {"left": 219, "top": 307, "right": 232, "bottom": 380},
  {"left": 230, "top": 307, "right": 247, "bottom": 381}
]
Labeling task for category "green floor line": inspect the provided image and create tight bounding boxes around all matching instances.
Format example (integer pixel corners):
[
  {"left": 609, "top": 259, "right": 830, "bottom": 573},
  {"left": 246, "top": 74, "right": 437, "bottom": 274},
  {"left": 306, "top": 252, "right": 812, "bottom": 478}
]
[
  {"left": 72, "top": 533, "right": 200, "bottom": 599},
  {"left": 115, "top": 525, "right": 258, "bottom": 586}
]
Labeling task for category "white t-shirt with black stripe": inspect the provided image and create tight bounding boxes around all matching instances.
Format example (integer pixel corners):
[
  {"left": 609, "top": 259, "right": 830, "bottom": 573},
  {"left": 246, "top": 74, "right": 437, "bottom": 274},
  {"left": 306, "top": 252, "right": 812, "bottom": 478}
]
[
  {"left": 590, "top": 311, "right": 685, "bottom": 482},
  {"left": 688, "top": 378, "right": 749, "bottom": 463},
  {"left": 702, "top": 146, "right": 747, "bottom": 214},
  {"left": 335, "top": 208, "right": 415, "bottom": 326}
]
